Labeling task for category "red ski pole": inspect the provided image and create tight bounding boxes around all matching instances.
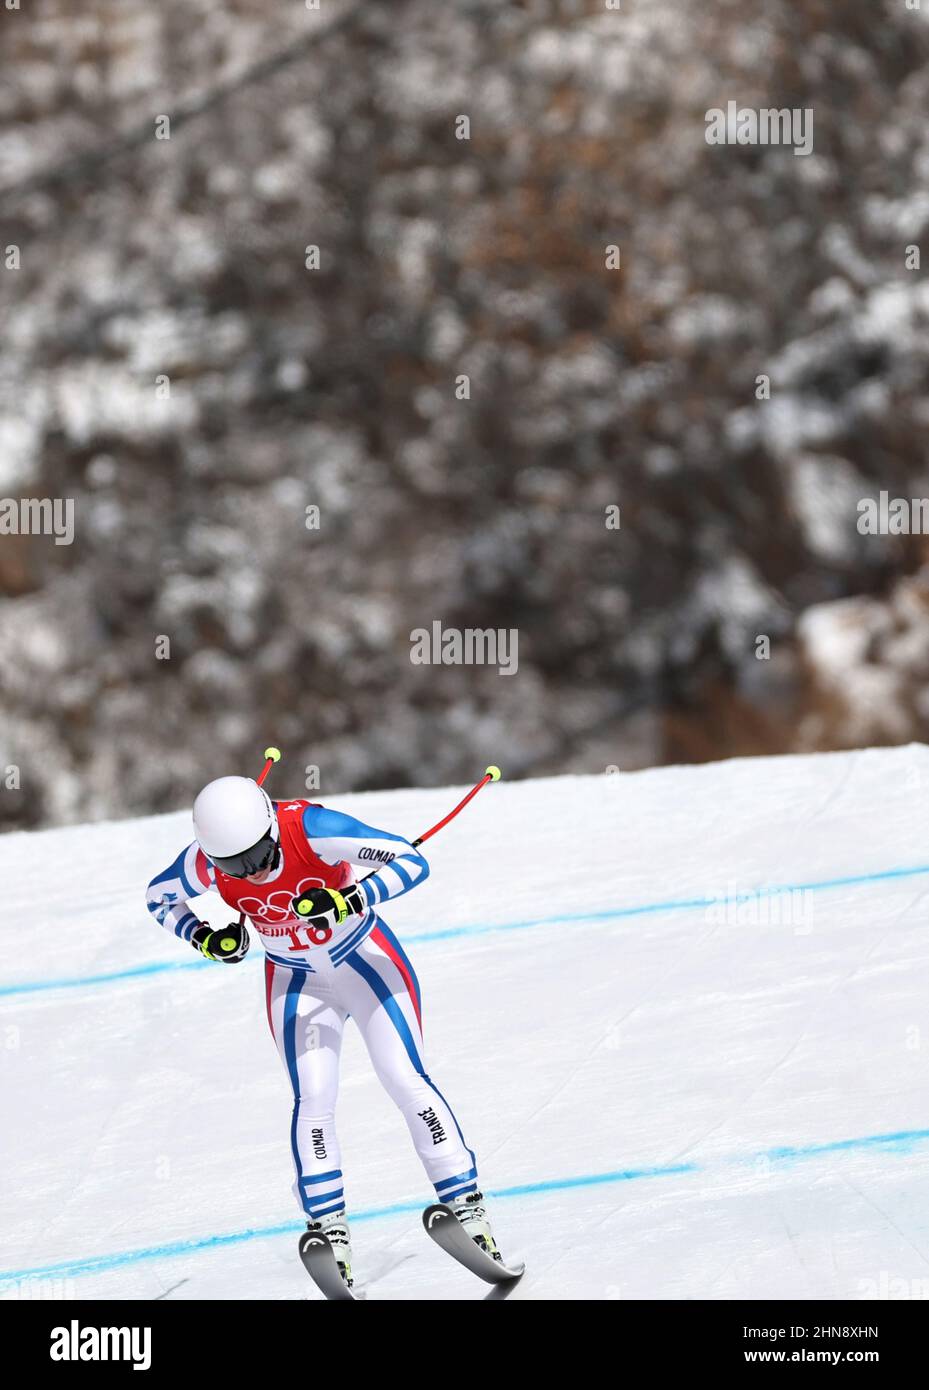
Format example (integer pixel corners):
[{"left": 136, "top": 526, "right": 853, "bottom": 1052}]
[
  {"left": 256, "top": 746, "right": 282, "bottom": 789},
  {"left": 359, "top": 764, "right": 501, "bottom": 880},
  {"left": 411, "top": 764, "right": 501, "bottom": 848}
]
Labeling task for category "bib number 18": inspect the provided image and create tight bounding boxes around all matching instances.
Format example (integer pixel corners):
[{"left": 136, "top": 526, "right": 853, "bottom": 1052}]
[{"left": 285, "top": 923, "right": 333, "bottom": 950}]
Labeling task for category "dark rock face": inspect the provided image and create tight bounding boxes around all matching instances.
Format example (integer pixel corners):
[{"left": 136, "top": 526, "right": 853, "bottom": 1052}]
[{"left": 1, "top": 0, "right": 928, "bottom": 829}]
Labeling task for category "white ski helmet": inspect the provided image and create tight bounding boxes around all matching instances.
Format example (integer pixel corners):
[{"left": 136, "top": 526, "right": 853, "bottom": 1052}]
[{"left": 192, "top": 775, "right": 280, "bottom": 876}]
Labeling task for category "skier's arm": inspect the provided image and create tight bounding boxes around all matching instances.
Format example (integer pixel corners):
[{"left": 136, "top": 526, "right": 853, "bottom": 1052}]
[
  {"left": 301, "top": 805, "right": 430, "bottom": 909},
  {"left": 145, "top": 842, "right": 216, "bottom": 944}
]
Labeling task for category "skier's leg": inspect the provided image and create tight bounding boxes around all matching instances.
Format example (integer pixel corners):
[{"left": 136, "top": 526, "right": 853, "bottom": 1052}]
[
  {"left": 340, "top": 919, "right": 479, "bottom": 1203},
  {"left": 264, "top": 957, "right": 348, "bottom": 1220}
]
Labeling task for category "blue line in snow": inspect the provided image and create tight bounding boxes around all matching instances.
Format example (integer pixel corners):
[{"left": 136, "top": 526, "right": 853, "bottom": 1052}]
[
  {"left": 1, "top": 1127, "right": 927, "bottom": 1288},
  {"left": 0, "top": 957, "right": 212, "bottom": 996},
  {"left": 4, "top": 861, "right": 929, "bottom": 1000}
]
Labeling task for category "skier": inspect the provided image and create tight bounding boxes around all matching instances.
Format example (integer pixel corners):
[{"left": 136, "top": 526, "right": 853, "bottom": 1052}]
[{"left": 145, "top": 774, "right": 500, "bottom": 1289}]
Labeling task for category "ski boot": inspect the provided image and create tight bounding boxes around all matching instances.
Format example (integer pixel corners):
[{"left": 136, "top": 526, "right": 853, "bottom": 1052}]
[
  {"left": 447, "top": 1190, "right": 501, "bottom": 1262},
  {"left": 306, "top": 1208, "right": 354, "bottom": 1289}
]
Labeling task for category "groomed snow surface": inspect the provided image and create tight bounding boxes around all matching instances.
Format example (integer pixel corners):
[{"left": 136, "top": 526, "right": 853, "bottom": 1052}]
[{"left": 3, "top": 746, "right": 929, "bottom": 1301}]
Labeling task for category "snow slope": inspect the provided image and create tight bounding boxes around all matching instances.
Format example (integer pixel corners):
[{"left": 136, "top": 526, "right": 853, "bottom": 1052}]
[{"left": 3, "top": 747, "right": 929, "bottom": 1301}]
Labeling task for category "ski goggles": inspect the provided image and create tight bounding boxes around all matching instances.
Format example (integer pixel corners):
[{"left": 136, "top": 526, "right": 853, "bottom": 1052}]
[{"left": 211, "top": 830, "right": 280, "bottom": 879}]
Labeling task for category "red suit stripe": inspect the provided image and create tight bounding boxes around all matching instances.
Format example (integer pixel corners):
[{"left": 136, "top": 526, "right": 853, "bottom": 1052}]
[{"left": 371, "top": 926, "right": 422, "bottom": 1034}]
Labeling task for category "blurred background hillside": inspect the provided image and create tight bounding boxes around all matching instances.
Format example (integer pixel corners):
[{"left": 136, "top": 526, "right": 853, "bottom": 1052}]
[{"left": 1, "top": 0, "right": 929, "bottom": 831}]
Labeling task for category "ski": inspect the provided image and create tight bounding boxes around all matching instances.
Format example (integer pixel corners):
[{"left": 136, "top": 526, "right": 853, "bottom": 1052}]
[
  {"left": 422, "top": 1203, "right": 525, "bottom": 1284},
  {"left": 298, "top": 1230, "right": 360, "bottom": 1301}
]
